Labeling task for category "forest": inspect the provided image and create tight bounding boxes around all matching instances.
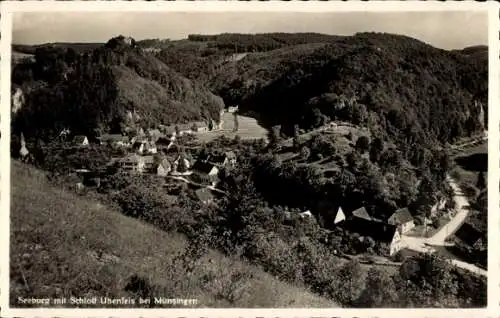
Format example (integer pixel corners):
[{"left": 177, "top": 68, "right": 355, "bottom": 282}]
[{"left": 11, "top": 36, "right": 224, "bottom": 141}]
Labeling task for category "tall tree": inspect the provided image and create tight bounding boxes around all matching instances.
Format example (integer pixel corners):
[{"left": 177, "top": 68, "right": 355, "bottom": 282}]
[{"left": 476, "top": 171, "right": 486, "bottom": 190}]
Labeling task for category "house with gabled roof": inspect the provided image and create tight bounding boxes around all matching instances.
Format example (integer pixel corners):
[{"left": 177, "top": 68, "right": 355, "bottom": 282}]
[
  {"left": 154, "top": 158, "right": 171, "bottom": 176},
  {"left": 99, "top": 134, "right": 130, "bottom": 147},
  {"left": 73, "top": 135, "right": 89, "bottom": 147},
  {"left": 387, "top": 207, "right": 415, "bottom": 234},
  {"left": 191, "top": 160, "right": 219, "bottom": 186},
  {"left": 207, "top": 151, "right": 237, "bottom": 167},
  {"left": 116, "top": 154, "right": 146, "bottom": 173},
  {"left": 191, "top": 121, "right": 209, "bottom": 133},
  {"left": 342, "top": 217, "right": 402, "bottom": 256},
  {"left": 454, "top": 222, "right": 484, "bottom": 250}
]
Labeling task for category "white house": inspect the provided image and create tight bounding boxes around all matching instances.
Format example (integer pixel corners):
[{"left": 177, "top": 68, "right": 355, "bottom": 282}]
[
  {"left": 73, "top": 135, "right": 89, "bottom": 147},
  {"left": 299, "top": 210, "right": 313, "bottom": 219},
  {"left": 387, "top": 208, "right": 415, "bottom": 234}
]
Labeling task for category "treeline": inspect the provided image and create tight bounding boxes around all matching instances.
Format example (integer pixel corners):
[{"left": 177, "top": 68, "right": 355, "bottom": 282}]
[
  {"left": 187, "top": 33, "right": 343, "bottom": 53},
  {"left": 12, "top": 43, "right": 103, "bottom": 55}
]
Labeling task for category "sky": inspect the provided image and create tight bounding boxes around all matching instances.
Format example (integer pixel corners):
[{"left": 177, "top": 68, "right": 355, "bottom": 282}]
[{"left": 13, "top": 11, "right": 488, "bottom": 50}]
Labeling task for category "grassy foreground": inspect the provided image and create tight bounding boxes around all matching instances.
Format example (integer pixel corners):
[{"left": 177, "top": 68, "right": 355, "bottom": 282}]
[{"left": 10, "top": 161, "right": 336, "bottom": 308}]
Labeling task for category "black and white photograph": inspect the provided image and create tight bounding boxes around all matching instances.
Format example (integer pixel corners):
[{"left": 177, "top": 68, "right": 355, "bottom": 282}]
[{"left": 0, "top": 1, "right": 497, "bottom": 314}]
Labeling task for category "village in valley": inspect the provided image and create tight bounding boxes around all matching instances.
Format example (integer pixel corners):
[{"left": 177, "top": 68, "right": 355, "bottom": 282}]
[
  {"left": 9, "top": 12, "right": 489, "bottom": 307},
  {"left": 16, "top": 99, "right": 487, "bottom": 271}
]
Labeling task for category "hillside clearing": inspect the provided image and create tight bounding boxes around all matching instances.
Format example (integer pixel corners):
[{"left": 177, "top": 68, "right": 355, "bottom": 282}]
[{"left": 195, "top": 112, "right": 268, "bottom": 143}]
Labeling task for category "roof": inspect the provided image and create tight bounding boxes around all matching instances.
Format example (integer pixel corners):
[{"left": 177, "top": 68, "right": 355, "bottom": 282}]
[
  {"left": 195, "top": 188, "right": 214, "bottom": 202},
  {"left": 342, "top": 218, "right": 398, "bottom": 243},
  {"left": 142, "top": 155, "right": 155, "bottom": 164},
  {"left": 388, "top": 208, "right": 414, "bottom": 225},
  {"left": 100, "top": 134, "right": 129, "bottom": 142},
  {"left": 350, "top": 207, "right": 372, "bottom": 220},
  {"left": 73, "top": 135, "right": 88, "bottom": 143},
  {"left": 209, "top": 154, "right": 228, "bottom": 165},
  {"left": 118, "top": 153, "right": 142, "bottom": 163},
  {"left": 192, "top": 121, "right": 207, "bottom": 127},
  {"left": 455, "top": 222, "right": 484, "bottom": 247},
  {"left": 178, "top": 123, "right": 193, "bottom": 131},
  {"left": 156, "top": 158, "right": 171, "bottom": 170},
  {"left": 209, "top": 151, "right": 237, "bottom": 165},
  {"left": 192, "top": 160, "right": 217, "bottom": 174}
]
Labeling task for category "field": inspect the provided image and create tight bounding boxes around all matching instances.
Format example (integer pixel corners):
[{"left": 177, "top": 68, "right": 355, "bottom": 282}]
[
  {"left": 195, "top": 112, "right": 269, "bottom": 143},
  {"left": 10, "top": 161, "right": 336, "bottom": 308}
]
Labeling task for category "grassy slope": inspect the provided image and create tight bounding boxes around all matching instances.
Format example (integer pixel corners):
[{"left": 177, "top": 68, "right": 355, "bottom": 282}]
[{"left": 10, "top": 161, "right": 335, "bottom": 308}]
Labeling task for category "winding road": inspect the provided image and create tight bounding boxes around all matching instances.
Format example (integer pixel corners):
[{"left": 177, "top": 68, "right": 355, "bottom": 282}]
[{"left": 400, "top": 175, "right": 487, "bottom": 277}]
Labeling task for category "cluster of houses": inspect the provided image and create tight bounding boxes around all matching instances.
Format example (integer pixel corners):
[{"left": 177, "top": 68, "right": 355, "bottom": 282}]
[
  {"left": 66, "top": 121, "right": 239, "bottom": 204},
  {"left": 331, "top": 206, "right": 417, "bottom": 256}
]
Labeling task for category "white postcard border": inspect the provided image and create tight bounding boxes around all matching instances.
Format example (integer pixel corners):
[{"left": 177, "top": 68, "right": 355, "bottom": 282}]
[{"left": 0, "top": 1, "right": 498, "bottom": 317}]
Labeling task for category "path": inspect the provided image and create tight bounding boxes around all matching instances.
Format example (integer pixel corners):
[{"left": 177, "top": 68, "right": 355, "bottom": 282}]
[
  {"left": 400, "top": 175, "right": 486, "bottom": 277},
  {"left": 167, "top": 175, "right": 228, "bottom": 195}
]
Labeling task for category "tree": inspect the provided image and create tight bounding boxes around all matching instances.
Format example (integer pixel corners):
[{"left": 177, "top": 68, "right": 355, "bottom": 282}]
[
  {"left": 356, "top": 267, "right": 398, "bottom": 307},
  {"left": 369, "top": 137, "right": 384, "bottom": 162},
  {"left": 356, "top": 136, "right": 371, "bottom": 153},
  {"left": 300, "top": 146, "right": 311, "bottom": 161},
  {"left": 233, "top": 113, "right": 239, "bottom": 132},
  {"left": 476, "top": 171, "right": 486, "bottom": 190},
  {"left": 292, "top": 124, "right": 300, "bottom": 152},
  {"left": 332, "top": 259, "right": 365, "bottom": 306}
]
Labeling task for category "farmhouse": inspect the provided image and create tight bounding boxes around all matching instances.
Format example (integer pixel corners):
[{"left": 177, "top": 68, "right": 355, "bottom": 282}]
[
  {"left": 154, "top": 158, "right": 172, "bottom": 176},
  {"left": 73, "top": 135, "right": 89, "bottom": 147},
  {"left": 228, "top": 105, "right": 239, "bottom": 113},
  {"left": 299, "top": 210, "right": 314, "bottom": 220},
  {"left": 132, "top": 140, "right": 157, "bottom": 155},
  {"left": 191, "top": 121, "right": 209, "bottom": 133},
  {"left": 116, "top": 154, "right": 145, "bottom": 173},
  {"left": 173, "top": 155, "right": 191, "bottom": 172},
  {"left": 454, "top": 223, "right": 484, "bottom": 250},
  {"left": 142, "top": 156, "right": 156, "bottom": 172},
  {"left": 341, "top": 218, "right": 402, "bottom": 256},
  {"left": 99, "top": 134, "right": 130, "bottom": 147},
  {"left": 208, "top": 151, "right": 237, "bottom": 167},
  {"left": 387, "top": 208, "right": 415, "bottom": 234},
  {"left": 191, "top": 160, "right": 219, "bottom": 185}
]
